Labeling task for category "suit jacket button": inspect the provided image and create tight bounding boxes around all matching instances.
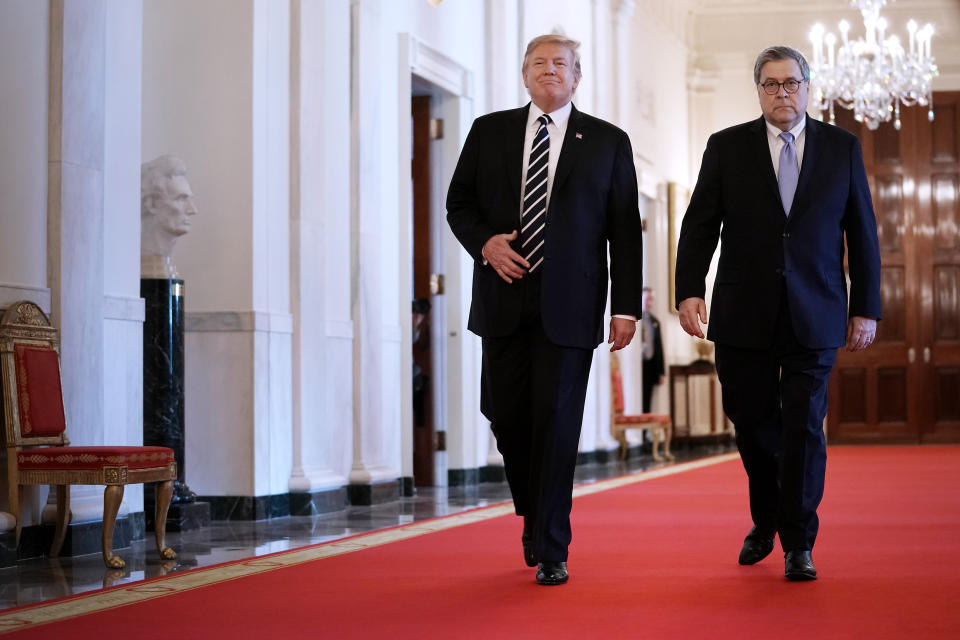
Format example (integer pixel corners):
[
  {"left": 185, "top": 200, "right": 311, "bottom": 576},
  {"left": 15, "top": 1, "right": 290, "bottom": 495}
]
[
  {"left": 782, "top": 232, "right": 790, "bottom": 238},
  {"left": 775, "top": 268, "right": 784, "bottom": 276}
]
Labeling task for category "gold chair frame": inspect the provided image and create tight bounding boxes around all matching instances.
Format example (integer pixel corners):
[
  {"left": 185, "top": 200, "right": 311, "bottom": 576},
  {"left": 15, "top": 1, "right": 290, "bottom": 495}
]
[
  {"left": 1, "top": 301, "right": 176, "bottom": 568},
  {"left": 610, "top": 352, "right": 675, "bottom": 461}
]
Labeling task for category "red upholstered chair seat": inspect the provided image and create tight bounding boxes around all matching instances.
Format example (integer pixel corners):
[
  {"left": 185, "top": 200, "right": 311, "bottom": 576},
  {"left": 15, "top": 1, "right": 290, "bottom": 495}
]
[
  {"left": 18, "top": 446, "right": 174, "bottom": 471},
  {"left": 613, "top": 413, "right": 671, "bottom": 426}
]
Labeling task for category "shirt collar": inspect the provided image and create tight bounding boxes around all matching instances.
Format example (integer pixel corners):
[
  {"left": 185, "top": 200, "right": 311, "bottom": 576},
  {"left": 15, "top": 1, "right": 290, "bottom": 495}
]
[
  {"left": 529, "top": 101, "right": 572, "bottom": 129},
  {"left": 765, "top": 115, "right": 806, "bottom": 142}
]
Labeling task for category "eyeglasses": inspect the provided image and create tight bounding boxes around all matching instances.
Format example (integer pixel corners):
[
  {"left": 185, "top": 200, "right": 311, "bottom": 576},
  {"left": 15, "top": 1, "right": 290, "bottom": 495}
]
[{"left": 759, "top": 79, "right": 805, "bottom": 95}]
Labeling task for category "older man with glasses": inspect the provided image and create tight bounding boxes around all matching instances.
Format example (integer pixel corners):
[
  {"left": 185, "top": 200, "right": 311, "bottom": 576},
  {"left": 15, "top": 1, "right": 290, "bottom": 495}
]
[{"left": 675, "top": 45, "right": 881, "bottom": 581}]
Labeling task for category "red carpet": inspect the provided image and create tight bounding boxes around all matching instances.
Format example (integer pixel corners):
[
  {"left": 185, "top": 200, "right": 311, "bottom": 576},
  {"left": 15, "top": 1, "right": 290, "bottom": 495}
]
[{"left": 3, "top": 446, "right": 958, "bottom": 638}]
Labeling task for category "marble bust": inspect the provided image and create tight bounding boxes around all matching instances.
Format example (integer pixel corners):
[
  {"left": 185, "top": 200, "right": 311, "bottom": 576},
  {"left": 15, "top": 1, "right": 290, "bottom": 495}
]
[{"left": 140, "top": 155, "right": 198, "bottom": 278}]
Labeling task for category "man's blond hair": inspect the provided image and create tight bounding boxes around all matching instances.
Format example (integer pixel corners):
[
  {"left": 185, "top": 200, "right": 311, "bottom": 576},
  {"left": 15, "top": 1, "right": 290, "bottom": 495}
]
[{"left": 522, "top": 34, "right": 582, "bottom": 80}]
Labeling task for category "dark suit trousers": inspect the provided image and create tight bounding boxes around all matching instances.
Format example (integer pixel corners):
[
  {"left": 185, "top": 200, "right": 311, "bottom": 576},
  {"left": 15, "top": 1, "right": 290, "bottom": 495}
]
[
  {"left": 480, "top": 273, "right": 593, "bottom": 563},
  {"left": 641, "top": 360, "right": 657, "bottom": 413},
  {"left": 714, "top": 289, "right": 837, "bottom": 552}
]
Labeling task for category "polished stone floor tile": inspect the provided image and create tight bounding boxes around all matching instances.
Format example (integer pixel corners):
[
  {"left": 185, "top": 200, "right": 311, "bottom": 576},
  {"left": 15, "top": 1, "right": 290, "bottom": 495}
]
[{"left": 0, "top": 445, "right": 732, "bottom": 610}]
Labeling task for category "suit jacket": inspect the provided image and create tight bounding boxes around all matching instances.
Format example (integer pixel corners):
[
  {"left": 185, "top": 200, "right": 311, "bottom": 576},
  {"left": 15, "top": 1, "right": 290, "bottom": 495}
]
[
  {"left": 447, "top": 103, "right": 644, "bottom": 350},
  {"left": 675, "top": 115, "right": 882, "bottom": 350},
  {"left": 642, "top": 312, "right": 665, "bottom": 380}
]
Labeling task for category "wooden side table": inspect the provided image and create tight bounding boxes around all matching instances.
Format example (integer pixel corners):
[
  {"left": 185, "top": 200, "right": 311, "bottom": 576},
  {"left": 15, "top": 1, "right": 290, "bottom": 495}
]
[{"left": 668, "top": 360, "right": 730, "bottom": 442}]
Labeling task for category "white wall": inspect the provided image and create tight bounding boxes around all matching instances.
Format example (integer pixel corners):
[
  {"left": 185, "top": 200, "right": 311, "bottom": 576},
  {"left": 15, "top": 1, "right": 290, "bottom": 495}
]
[
  {"left": 143, "top": 0, "right": 292, "bottom": 498},
  {"left": 0, "top": 0, "right": 50, "bottom": 529},
  {"left": 0, "top": 0, "right": 49, "bottom": 307}
]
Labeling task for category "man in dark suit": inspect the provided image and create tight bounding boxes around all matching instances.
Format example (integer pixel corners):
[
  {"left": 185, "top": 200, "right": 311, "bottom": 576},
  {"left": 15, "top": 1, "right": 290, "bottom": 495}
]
[
  {"left": 447, "top": 34, "right": 643, "bottom": 586},
  {"left": 640, "top": 287, "right": 665, "bottom": 413},
  {"left": 675, "top": 46, "right": 881, "bottom": 581}
]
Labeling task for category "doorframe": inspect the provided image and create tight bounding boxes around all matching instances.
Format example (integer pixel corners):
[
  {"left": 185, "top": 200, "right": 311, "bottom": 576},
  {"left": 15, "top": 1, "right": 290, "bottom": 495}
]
[{"left": 397, "top": 34, "right": 474, "bottom": 486}]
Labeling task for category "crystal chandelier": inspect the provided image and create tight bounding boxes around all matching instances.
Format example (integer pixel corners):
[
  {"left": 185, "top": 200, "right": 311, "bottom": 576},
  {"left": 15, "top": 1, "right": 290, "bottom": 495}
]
[{"left": 808, "top": 0, "right": 938, "bottom": 130}]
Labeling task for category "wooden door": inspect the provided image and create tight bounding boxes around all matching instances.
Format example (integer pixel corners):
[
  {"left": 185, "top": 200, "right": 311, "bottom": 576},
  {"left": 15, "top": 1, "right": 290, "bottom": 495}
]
[
  {"left": 412, "top": 95, "right": 435, "bottom": 484},
  {"left": 828, "top": 92, "right": 960, "bottom": 444},
  {"left": 917, "top": 92, "right": 960, "bottom": 442}
]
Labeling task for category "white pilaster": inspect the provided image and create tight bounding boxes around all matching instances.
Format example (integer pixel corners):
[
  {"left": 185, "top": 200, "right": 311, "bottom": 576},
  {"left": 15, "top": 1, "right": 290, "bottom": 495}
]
[
  {"left": 612, "top": 0, "right": 636, "bottom": 130},
  {"left": 288, "top": 0, "right": 351, "bottom": 493},
  {"left": 46, "top": 0, "right": 108, "bottom": 524},
  {"left": 102, "top": 0, "right": 145, "bottom": 516},
  {"left": 348, "top": 0, "right": 397, "bottom": 485}
]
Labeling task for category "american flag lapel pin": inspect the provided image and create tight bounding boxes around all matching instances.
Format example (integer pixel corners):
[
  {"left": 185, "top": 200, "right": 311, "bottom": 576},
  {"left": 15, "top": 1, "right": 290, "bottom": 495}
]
[{"left": 575, "top": 132, "right": 583, "bottom": 139}]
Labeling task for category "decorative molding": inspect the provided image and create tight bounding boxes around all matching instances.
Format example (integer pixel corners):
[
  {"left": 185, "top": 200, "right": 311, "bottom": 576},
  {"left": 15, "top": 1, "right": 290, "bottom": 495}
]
[
  {"left": 325, "top": 319, "right": 354, "bottom": 340},
  {"left": 692, "top": 0, "right": 959, "bottom": 17},
  {"left": 0, "top": 284, "right": 51, "bottom": 315},
  {"left": 103, "top": 294, "right": 145, "bottom": 322},
  {"left": 405, "top": 34, "right": 474, "bottom": 99},
  {"left": 185, "top": 311, "right": 294, "bottom": 334},
  {"left": 637, "top": 0, "right": 693, "bottom": 41}
]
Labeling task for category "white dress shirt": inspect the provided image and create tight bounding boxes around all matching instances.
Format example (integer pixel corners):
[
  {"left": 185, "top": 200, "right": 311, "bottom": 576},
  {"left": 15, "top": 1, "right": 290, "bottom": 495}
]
[
  {"left": 765, "top": 117, "right": 806, "bottom": 178},
  {"left": 520, "top": 101, "right": 572, "bottom": 215}
]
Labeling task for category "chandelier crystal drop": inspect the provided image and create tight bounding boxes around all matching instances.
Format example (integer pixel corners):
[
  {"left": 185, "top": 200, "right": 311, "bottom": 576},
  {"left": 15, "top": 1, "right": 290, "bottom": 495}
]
[{"left": 808, "top": 0, "right": 938, "bottom": 130}]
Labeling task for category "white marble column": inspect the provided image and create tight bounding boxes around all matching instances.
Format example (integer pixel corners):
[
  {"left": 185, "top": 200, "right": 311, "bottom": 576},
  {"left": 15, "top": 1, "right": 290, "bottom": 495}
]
[
  {"left": 591, "top": 0, "right": 614, "bottom": 123},
  {"left": 46, "top": 0, "right": 108, "bottom": 524},
  {"left": 612, "top": 0, "right": 636, "bottom": 130},
  {"left": 348, "top": 0, "right": 399, "bottom": 489},
  {"left": 102, "top": 0, "right": 146, "bottom": 517},
  {"left": 288, "top": 0, "right": 352, "bottom": 497}
]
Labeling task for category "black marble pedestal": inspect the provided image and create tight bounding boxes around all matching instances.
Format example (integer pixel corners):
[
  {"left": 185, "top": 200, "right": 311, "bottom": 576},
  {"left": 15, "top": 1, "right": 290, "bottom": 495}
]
[
  {"left": 141, "top": 278, "right": 200, "bottom": 527},
  {"left": 0, "top": 529, "right": 16, "bottom": 568}
]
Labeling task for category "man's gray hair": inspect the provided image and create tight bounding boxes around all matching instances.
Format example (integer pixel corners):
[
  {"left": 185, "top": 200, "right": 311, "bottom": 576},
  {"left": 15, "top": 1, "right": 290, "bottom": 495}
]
[
  {"left": 522, "top": 34, "right": 582, "bottom": 80},
  {"left": 753, "top": 46, "right": 810, "bottom": 84},
  {"left": 141, "top": 155, "right": 187, "bottom": 217}
]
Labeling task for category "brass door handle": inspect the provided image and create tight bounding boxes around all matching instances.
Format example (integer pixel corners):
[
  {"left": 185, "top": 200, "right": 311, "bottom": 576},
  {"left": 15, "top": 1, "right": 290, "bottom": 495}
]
[
  {"left": 908, "top": 348, "right": 916, "bottom": 363},
  {"left": 924, "top": 347, "right": 931, "bottom": 363}
]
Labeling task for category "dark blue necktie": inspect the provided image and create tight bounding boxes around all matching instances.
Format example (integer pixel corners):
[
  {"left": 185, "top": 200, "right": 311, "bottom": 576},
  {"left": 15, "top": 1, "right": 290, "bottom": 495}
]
[
  {"left": 778, "top": 131, "right": 799, "bottom": 215},
  {"left": 520, "top": 114, "right": 551, "bottom": 273}
]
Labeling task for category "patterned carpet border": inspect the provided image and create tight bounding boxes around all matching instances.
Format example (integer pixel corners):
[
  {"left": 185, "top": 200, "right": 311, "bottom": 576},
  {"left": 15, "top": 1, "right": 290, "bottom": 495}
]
[{"left": 0, "top": 453, "right": 739, "bottom": 633}]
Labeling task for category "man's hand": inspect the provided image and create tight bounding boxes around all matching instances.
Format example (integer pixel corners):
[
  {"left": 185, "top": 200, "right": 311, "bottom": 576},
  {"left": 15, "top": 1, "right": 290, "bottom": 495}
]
[
  {"left": 482, "top": 231, "right": 529, "bottom": 283},
  {"left": 608, "top": 317, "right": 636, "bottom": 352},
  {"left": 678, "top": 297, "right": 708, "bottom": 339},
  {"left": 846, "top": 316, "right": 877, "bottom": 351}
]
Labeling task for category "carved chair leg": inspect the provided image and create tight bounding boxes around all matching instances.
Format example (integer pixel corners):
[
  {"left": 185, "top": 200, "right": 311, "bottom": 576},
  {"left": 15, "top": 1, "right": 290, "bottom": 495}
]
[
  {"left": 49, "top": 485, "right": 70, "bottom": 557},
  {"left": 154, "top": 480, "right": 176, "bottom": 560},
  {"left": 651, "top": 427, "right": 664, "bottom": 461},
  {"left": 664, "top": 423, "right": 675, "bottom": 460},
  {"left": 102, "top": 484, "right": 125, "bottom": 569},
  {"left": 8, "top": 462, "right": 21, "bottom": 544},
  {"left": 613, "top": 428, "right": 628, "bottom": 460}
]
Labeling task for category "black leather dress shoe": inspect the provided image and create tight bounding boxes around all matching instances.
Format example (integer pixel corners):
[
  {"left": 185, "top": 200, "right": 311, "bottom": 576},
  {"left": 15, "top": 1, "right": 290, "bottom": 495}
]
[
  {"left": 536, "top": 561, "right": 568, "bottom": 586},
  {"left": 738, "top": 527, "right": 775, "bottom": 565},
  {"left": 521, "top": 518, "right": 537, "bottom": 567},
  {"left": 784, "top": 550, "right": 817, "bottom": 581}
]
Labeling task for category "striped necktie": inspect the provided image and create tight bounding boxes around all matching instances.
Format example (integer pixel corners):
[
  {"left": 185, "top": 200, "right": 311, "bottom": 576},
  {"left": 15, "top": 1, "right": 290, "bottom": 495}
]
[
  {"left": 520, "top": 114, "right": 551, "bottom": 273},
  {"left": 778, "top": 131, "right": 799, "bottom": 215}
]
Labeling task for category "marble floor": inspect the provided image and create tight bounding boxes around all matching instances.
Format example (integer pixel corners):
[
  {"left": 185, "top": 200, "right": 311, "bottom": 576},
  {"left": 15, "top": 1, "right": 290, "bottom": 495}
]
[{"left": 0, "top": 443, "right": 734, "bottom": 610}]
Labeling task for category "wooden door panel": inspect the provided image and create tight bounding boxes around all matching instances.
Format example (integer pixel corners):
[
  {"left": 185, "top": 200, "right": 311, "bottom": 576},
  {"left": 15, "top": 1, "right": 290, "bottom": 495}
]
[
  {"left": 919, "top": 92, "right": 960, "bottom": 443},
  {"left": 934, "top": 266, "right": 960, "bottom": 340},
  {"left": 931, "top": 104, "right": 958, "bottom": 163},
  {"left": 829, "top": 106, "right": 919, "bottom": 443},
  {"left": 876, "top": 367, "right": 908, "bottom": 424},
  {"left": 932, "top": 174, "right": 958, "bottom": 250},
  {"left": 878, "top": 266, "right": 906, "bottom": 342}
]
